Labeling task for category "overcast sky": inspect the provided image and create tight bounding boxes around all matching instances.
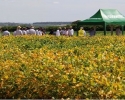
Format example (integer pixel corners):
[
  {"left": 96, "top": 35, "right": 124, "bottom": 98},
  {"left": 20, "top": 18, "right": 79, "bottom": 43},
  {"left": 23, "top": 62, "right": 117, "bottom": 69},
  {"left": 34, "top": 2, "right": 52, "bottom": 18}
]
[{"left": 0, "top": 0, "right": 125, "bottom": 23}]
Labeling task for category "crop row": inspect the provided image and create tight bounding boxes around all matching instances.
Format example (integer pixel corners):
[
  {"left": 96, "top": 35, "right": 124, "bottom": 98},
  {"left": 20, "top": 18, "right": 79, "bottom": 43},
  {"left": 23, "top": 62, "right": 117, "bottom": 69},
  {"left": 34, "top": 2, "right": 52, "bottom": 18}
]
[{"left": 0, "top": 35, "right": 125, "bottom": 99}]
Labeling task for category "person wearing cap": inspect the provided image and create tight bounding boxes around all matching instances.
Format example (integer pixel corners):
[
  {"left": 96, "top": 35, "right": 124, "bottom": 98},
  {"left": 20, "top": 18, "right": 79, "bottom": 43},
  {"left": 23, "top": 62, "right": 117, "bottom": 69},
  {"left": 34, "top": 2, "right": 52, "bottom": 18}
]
[
  {"left": 28, "top": 26, "right": 36, "bottom": 35},
  {"left": 13, "top": 26, "right": 23, "bottom": 36}
]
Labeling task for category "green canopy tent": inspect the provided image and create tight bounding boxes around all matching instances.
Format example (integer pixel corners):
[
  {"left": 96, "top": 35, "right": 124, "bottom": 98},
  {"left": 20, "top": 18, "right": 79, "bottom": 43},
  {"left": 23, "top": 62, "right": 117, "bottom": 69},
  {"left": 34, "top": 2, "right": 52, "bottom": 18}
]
[{"left": 77, "top": 9, "right": 125, "bottom": 35}]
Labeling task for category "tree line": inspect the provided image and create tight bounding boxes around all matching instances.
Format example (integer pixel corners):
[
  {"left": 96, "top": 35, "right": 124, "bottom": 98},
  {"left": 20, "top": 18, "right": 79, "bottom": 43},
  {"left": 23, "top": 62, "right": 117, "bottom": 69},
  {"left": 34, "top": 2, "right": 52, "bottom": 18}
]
[{"left": 1, "top": 21, "right": 125, "bottom": 32}]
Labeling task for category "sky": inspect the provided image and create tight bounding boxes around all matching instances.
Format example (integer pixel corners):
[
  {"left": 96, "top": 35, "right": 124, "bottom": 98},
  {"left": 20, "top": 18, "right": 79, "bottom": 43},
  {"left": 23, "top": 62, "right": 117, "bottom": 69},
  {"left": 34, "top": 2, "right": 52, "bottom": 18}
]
[{"left": 0, "top": 0, "right": 125, "bottom": 23}]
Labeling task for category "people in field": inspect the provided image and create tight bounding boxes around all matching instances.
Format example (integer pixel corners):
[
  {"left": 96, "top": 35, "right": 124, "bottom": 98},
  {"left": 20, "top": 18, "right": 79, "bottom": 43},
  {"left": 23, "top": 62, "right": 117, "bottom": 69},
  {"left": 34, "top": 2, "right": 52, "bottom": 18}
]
[
  {"left": 68, "top": 26, "right": 74, "bottom": 36},
  {"left": 59, "top": 27, "right": 63, "bottom": 35},
  {"left": 78, "top": 27, "right": 86, "bottom": 36},
  {"left": 26, "top": 27, "right": 30, "bottom": 35},
  {"left": 88, "top": 27, "right": 96, "bottom": 36},
  {"left": 56, "top": 27, "right": 61, "bottom": 36},
  {"left": 13, "top": 26, "right": 23, "bottom": 36},
  {"left": 22, "top": 27, "right": 27, "bottom": 35},
  {"left": 62, "top": 27, "right": 68, "bottom": 36},
  {"left": 2, "top": 28, "right": 10, "bottom": 36},
  {"left": 36, "top": 28, "right": 39, "bottom": 35},
  {"left": 116, "top": 26, "right": 121, "bottom": 36},
  {"left": 49, "top": 28, "right": 55, "bottom": 35},
  {"left": 41, "top": 27, "right": 46, "bottom": 35},
  {"left": 65, "top": 27, "right": 69, "bottom": 36},
  {"left": 28, "top": 26, "right": 36, "bottom": 35},
  {"left": 40, "top": 27, "right": 45, "bottom": 35},
  {"left": 36, "top": 27, "right": 43, "bottom": 36}
]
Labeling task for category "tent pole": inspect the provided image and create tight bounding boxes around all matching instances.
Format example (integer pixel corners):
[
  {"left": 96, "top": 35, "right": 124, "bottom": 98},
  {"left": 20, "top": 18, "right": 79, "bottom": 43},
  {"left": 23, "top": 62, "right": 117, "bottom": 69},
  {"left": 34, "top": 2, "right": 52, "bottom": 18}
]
[
  {"left": 110, "top": 25, "right": 113, "bottom": 35},
  {"left": 104, "top": 23, "right": 106, "bottom": 35},
  {"left": 76, "top": 24, "right": 78, "bottom": 36},
  {"left": 122, "top": 25, "right": 124, "bottom": 35}
]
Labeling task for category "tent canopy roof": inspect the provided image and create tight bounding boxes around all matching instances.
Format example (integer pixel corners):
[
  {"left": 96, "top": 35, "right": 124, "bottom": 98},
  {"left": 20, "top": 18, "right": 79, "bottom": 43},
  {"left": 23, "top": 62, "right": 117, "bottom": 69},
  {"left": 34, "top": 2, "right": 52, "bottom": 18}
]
[{"left": 78, "top": 9, "right": 125, "bottom": 25}]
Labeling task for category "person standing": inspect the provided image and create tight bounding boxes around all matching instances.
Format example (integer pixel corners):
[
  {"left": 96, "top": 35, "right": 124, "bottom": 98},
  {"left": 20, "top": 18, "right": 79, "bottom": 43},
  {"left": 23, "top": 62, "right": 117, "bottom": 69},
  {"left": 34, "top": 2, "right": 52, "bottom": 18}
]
[
  {"left": 88, "top": 27, "right": 96, "bottom": 37},
  {"left": 78, "top": 27, "right": 86, "bottom": 36},
  {"left": 36, "top": 28, "right": 40, "bottom": 35},
  {"left": 36, "top": 27, "right": 43, "bottom": 36},
  {"left": 116, "top": 27, "right": 121, "bottom": 36},
  {"left": 28, "top": 26, "right": 36, "bottom": 35},
  {"left": 13, "top": 26, "right": 23, "bottom": 36},
  {"left": 3, "top": 28, "right": 10, "bottom": 36},
  {"left": 68, "top": 26, "right": 74, "bottom": 36},
  {"left": 22, "top": 27, "right": 27, "bottom": 35},
  {"left": 49, "top": 29, "right": 54, "bottom": 35},
  {"left": 62, "top": 27, "right": 68, "bottom": 36},
  {"left": 56, "top": 27, "right": 61, "bottom": 36}
]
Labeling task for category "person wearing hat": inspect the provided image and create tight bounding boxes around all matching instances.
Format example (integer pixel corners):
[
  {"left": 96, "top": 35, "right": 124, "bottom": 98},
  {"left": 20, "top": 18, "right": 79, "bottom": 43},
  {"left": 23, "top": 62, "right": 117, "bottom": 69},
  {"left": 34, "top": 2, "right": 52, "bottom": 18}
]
[
  {"left": 28, "top": 26, "right": 36, "bottom": 35},
  {"left": 13, "top": 26, "right": 23, "bottom": 36}
]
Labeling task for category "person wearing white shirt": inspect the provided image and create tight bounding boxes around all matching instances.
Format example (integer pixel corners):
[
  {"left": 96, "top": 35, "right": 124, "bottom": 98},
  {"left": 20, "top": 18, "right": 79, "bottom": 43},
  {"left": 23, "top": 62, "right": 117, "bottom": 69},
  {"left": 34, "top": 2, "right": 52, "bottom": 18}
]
[
  {"left": 22, "top": 30, "right": 27, "bottom": 35},
  {"left": 62, "top": 27, "right": 68, "bottom": 36},
  {"left": 13, "top": 26, "right": 23, "bottom": 36},
  {"left": 36, "top": 29, "right": 39, "bottom": 35},
  {"left": 68, "top": 26, "right": 74, "bottom": 36},
  {"left": 56, "top": 27, "right": 61, "bottom": 36},
  {"left": 26, "top": 29, "right": 30, "bottom": 35},
  {"left": 36, "top": 28, "right": 43, "bottom": 36},
  {"left": 59, "top": 27, "right": 63, "bottom": 35},
  {"left": 62, "top": 27, "right": 67, "bottom": 35},
  {"left": 65, "top": 29, "right": 69, "bottom": 36},
  {"left": 3, "top": 29, "right": 10, "bottom": 36},
  {"left": 29, "top": 26, "right": 36, "bottom": 35},
  {"left": 22, "top": 27, "right": 27, "bottom": 35},
  {"left": 39, "top": 30, "right": 43, "bottom": 36}
]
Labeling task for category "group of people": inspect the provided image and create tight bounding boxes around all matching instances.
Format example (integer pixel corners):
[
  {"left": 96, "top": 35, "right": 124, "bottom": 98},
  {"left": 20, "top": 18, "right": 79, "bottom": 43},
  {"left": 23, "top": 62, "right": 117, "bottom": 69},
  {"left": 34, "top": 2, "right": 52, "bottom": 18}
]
[
  {"left": 78, "top": 26, "right": 122, "bottom": 36},
  {"left": 1, "top": 26, "right": 45, "bottom": 36},
  {"left": 1, "top": 25, "right": 122, "bottom": 37},
  {"left": 49, "top": 26, "right": 74, "bottom": 36},
  {"left": 50, "top": 26, "right": 95, "bottom": 37},
  {"left": 78, "top": 27, "right": 96, "bottom": 36},
  {"left": 1, "top": 26, "right": 75, "bottom": 37}
]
